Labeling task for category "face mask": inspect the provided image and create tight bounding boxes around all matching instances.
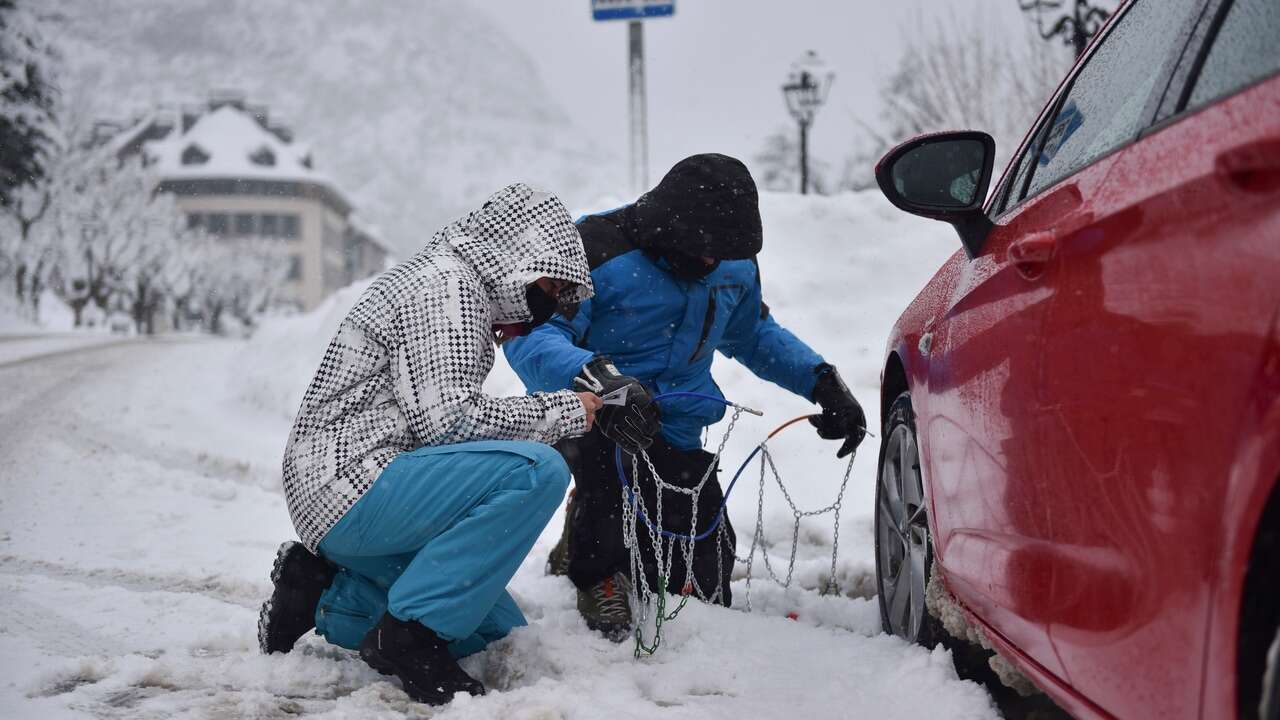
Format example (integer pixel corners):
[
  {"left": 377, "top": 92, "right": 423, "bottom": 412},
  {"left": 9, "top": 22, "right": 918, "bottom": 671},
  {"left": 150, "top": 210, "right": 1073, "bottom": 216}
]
[
  {"left": 525, "top": 284, "right": 559, "bottom": 328},
  {"left": 494, "top": 284, "right": 573, "bottom": 344},
  {"left": 663, "top": 251, "right": 720, "bottom": 280}
]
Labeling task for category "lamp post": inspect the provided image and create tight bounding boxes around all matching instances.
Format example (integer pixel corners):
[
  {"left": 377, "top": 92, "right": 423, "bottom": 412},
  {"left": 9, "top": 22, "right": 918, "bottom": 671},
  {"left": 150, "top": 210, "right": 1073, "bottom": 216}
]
[{"left": 781, "top": 51, "right": 834, "bottom": 195}]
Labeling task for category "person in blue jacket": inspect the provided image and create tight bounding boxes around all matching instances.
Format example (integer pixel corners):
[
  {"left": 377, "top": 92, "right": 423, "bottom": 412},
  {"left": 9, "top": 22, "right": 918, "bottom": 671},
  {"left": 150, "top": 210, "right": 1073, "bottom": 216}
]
[{"left": 503, "top": 154, "right": 867, "bottom": 641}]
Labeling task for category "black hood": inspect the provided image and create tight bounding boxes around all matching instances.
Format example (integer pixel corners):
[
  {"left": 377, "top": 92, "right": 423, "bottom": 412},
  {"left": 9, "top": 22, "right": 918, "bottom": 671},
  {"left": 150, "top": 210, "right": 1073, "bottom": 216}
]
[{"left": 628, "top": 153, "right": 763, "bottom": 260}]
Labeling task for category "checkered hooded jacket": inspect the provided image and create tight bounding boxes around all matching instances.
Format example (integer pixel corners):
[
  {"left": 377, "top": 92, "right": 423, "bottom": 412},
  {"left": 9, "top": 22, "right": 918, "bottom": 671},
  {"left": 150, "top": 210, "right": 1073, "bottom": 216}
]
[{"left": 282, "top": 184, "right": 595, "bottom": 551}]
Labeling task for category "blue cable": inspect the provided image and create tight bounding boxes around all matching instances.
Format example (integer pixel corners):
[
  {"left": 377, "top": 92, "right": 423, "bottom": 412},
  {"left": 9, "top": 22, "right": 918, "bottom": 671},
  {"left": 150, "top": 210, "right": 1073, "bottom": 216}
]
[{"left": 613, "top": 391, "right": 761, "bottom": 542}]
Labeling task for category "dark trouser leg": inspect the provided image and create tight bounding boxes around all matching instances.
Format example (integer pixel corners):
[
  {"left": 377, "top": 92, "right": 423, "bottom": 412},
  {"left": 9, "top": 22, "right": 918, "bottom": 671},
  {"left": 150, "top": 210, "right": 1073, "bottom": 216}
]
[
  {"left": 560, "top": 429, "right": 735, "bottom": 606},
  {"left": 561, "top": 431, "right": 631, "bottom": 591}
]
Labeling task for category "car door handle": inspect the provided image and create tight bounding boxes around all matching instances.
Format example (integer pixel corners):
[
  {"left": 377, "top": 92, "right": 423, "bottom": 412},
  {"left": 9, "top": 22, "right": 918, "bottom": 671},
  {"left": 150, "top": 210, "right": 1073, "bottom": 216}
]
[
  {"left": 1216, "top": 139, "right": 1280, "bottom": 194},
  {"left": 1008, "top": 231, "right": 1057, "bottom": 279}
]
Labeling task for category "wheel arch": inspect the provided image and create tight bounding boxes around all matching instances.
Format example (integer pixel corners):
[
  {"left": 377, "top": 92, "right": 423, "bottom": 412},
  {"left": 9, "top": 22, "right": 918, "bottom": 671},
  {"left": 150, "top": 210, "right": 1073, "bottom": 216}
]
[
  {"left": 881, "top": 351, "right": 908, "bottom": 433},
  {"left": 1205, "top": 350, "right": 1280, "bottom": 717}
]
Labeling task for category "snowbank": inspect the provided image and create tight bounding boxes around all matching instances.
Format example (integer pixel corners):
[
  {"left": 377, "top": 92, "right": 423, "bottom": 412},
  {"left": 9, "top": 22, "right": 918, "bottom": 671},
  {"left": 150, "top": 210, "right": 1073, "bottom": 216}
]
[
  {"left": 0, "top": 291, "right": 78, "bottom": 334},
  {"left": 232, "top": 280, "right": 374, "bottom": 422}
]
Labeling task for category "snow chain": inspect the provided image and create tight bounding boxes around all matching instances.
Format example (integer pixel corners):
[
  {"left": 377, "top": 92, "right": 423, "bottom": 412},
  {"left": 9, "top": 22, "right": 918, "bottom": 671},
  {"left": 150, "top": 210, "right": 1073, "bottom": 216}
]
[{"left": 619, "top": 403, "right": 857, "bottom": 657}]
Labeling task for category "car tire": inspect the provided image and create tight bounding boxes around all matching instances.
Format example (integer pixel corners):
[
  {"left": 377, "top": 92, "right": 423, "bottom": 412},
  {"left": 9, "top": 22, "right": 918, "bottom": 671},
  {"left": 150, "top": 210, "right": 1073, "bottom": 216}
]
[{"left": 874, "top": 390, "right": 945, "bottom": 647}]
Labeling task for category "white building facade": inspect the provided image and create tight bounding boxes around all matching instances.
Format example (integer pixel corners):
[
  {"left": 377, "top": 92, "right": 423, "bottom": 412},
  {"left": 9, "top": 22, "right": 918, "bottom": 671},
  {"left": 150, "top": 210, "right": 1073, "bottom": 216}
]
[{"left": 113, "top": 95, "right": 390, "bottom": 310}]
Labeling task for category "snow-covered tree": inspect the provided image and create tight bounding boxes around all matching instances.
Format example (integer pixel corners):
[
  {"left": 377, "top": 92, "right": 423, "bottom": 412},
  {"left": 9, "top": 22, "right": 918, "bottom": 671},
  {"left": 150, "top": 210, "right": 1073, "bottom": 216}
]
[
  {"left": 42, "top": 149, "right": 183, "bottom": 329},
  {"left": 119, "top": 190, "right": 188, "bottom": 334},
  {"left": 0, "top": 0, "right": 60, "bottom": 317},
  {"left": 0, "top": 0, "right": 58, "bottom": 207},
  {"left": 200, "top": 240, "right": 288, "bottom": 336},
  {"left": 156, "top": 231, "right": 211, "bottom": 333}
]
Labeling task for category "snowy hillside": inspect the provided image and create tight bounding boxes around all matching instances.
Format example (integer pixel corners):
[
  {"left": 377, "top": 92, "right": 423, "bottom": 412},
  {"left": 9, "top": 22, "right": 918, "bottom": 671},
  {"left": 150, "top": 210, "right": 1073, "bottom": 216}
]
[
  {"left": 49, "top": 0, "right": 623, "bottom": 255},
  {"left": 0, "top": 192, "right": 989, "bottom": 719}
]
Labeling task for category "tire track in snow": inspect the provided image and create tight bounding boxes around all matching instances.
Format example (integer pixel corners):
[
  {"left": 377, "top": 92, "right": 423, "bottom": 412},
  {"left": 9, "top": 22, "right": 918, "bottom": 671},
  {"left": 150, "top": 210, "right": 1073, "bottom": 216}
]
[
  {"left": 0, "top": 337, "right": 138, "bottom": 370},
  {"left": 0, "top": 555, "right": 264, "bottom": 609}
]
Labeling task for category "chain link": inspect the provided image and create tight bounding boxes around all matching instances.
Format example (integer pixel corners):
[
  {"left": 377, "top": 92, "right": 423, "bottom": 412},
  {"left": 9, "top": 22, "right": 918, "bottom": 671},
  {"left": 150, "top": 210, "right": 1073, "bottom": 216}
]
[{"left": 620, "top": 406, "right": 855, "bottom": 654}]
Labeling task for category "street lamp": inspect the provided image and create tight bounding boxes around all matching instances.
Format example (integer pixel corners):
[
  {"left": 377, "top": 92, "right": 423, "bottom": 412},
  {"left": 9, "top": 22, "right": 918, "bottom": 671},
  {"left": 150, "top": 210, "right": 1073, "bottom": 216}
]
[{"left": 782, "top": 51, "right": 834, "bottom": 195}]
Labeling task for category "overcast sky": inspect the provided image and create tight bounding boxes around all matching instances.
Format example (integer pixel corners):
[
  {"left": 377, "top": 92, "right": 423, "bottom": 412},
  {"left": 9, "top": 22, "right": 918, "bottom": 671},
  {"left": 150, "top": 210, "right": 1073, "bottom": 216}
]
[{"left": 461, "top": 0, "right": 1038, "bottom": 190}]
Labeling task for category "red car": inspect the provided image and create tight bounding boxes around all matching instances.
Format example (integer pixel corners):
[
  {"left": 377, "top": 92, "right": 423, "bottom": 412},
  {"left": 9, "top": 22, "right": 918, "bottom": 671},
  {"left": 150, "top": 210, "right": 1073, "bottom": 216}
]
[{"left": 870, "top": 0, "right": 1279, "bottom": 718}]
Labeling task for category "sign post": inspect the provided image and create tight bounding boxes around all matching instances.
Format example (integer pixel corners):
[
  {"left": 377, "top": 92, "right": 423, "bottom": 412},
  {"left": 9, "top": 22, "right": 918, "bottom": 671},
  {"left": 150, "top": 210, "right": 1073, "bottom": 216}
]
[{"left": 592, "top": 0, "right": 675, "bottom": 194}]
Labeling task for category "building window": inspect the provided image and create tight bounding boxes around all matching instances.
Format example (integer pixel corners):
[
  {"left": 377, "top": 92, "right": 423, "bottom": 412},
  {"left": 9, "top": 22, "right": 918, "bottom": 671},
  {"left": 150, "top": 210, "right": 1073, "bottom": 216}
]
[
  {"left": 249, "top": 147, "right": 276, "bottom": 167},
  {"left": 286, "top": 255, "right": 303, "bottom": 281},
  {"left": 281, "top": 213, "right": 300, "bottom": 239},
  {"left": 181, "top": 144, "right": 210, "bottom": 165},
  {"left": 234, "top": 213, "right": 255, "bottom": 236},
  {"left": 186, "top": 213, "right": 204, "bottom": 230},
  {"left": 260, "top": 213, "right": 279, "bottom": 236},
  {"left": 205, "top": 213, "right": 229, "bottom": 236}
]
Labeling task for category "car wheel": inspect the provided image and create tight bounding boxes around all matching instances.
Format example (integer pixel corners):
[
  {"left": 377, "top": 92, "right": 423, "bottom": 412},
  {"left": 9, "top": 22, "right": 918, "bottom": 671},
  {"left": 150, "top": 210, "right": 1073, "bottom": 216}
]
[{"left": 875, "top": 390, "right": 943, "bottom": 646}]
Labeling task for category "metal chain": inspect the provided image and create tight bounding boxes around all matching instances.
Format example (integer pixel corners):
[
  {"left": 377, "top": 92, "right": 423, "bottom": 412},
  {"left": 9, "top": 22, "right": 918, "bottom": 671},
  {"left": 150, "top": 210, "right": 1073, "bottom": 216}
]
[
  {"left": 620, "top": 406, "right": 855, "bottom": 653},
  {"left": 737, "top": 445, "right": 856, "bottom": 610}
]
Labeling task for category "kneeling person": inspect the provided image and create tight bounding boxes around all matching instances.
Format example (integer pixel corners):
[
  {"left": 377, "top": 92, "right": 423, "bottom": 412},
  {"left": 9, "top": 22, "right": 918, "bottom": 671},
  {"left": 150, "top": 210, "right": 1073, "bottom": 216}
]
[{"left": 256, "top": 185, "right": 602, "bottom": 706}]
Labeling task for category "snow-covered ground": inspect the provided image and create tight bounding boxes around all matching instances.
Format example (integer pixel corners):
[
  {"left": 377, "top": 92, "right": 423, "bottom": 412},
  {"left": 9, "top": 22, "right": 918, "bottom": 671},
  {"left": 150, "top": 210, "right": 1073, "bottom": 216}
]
[
  {"left": 0, "top": 296, "right": 130, "bottom": 367},
  {"left": 0, "top": 191, "right": 994, "bottom": 719}
]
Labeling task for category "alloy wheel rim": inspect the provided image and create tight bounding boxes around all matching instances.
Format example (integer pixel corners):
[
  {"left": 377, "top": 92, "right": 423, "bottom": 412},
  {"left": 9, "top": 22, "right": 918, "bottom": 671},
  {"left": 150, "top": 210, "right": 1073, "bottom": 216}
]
[{"left": 877, "top": 422, "right": 928, "bottom": 640}]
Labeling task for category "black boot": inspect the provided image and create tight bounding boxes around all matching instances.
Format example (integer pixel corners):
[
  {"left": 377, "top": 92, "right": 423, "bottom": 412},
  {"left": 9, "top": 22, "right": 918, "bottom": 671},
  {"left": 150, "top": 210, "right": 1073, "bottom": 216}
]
[
  {"left": 257, "top": 541, "right": 336, "bottom": 654},
  {"left": 359, "top": 613, "right": 486, "bottom": 705}
]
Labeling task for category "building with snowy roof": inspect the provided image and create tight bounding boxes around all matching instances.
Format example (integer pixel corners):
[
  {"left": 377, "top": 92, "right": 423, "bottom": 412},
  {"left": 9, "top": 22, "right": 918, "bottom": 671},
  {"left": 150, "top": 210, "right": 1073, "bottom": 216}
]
[{"left": 109, "top": 94, "right": 391, "bottom": 310}]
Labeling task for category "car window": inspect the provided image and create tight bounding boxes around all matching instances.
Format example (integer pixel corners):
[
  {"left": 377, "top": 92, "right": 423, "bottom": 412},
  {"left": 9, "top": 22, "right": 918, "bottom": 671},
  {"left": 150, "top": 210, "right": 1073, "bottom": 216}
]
[
  {"left": 1023, "top": 0, "right": 1202, "bottom": 199},
  {"left": 1186, "top": 0, "right": 1280, "bottom": 108},
  {"left": 997, "top": 122, "right": 1049, "bottom": 214}
]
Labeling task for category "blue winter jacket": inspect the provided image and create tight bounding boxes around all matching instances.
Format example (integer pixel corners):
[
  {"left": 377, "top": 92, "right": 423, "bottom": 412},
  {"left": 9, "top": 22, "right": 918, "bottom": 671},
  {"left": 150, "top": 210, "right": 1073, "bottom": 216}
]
[{"left": 503, "top": 208, "right": 825, "bottom": 450}]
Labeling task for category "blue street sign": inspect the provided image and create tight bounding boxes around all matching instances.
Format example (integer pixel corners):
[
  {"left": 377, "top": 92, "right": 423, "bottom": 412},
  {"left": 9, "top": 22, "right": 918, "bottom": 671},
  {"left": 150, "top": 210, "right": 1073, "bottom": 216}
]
[{"left": 592, "top": 0, "right": 675, "bottom": 22}]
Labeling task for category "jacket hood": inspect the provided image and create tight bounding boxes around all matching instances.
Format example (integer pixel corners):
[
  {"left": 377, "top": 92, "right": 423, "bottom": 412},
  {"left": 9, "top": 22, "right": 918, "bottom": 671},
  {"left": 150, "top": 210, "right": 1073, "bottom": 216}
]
[
  {"left": 628, "top": 153, "right": 763, "bottom": 260},
  {"left": 444, "top": 184, "right": 594, "bottom": 325}
]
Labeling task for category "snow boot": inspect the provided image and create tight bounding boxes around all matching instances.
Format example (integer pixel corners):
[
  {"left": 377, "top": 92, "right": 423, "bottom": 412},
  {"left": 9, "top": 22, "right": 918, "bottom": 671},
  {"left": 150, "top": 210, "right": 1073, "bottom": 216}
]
[
  {"left": 258, "top": 540, "right": 336, "bottom": 654},
  {"left": 358, "top": 613, "right": 486, "bottom": 705},
  {"left": 545, "top": 490, "right": 574, "bottom": 576},
  {"left": 577, "top": 571, "right": 633, "bottom": 643}
]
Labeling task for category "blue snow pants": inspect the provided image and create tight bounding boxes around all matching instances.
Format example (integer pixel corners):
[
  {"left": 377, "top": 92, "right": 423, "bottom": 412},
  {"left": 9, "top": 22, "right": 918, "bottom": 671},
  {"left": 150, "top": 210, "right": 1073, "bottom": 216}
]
[{"left": 312, "top": 439, "right": 570, "bottom": 659}]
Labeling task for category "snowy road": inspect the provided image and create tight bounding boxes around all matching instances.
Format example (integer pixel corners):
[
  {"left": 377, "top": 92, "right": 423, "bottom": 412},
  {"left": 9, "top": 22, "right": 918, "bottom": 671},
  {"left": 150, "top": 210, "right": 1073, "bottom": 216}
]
[
  {"left": 0, "top": 333, "right": 136, "bottom": 368},
  {"left": 0, "top": 337, "right": 1000, "bottom": 719}
]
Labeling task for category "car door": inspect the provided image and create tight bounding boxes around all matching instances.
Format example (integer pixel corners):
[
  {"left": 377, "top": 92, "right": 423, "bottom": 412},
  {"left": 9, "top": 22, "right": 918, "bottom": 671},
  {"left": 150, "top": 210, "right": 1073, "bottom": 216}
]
[
  {"left": 926, "top": 0, "right": 1207, "bottom": 688},
  {"left": 1028, "top": 0, "right": 1280, "bottom": 716}
]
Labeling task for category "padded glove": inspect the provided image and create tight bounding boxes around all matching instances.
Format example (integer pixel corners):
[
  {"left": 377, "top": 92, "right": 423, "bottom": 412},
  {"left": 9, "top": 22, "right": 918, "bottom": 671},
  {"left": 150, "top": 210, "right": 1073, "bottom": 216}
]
[
  {"left": 574, "top": 356, "right": 661, "bottom": 454},
  {"left": 809, "top": 364, "right": 867, "bottom": 458}
]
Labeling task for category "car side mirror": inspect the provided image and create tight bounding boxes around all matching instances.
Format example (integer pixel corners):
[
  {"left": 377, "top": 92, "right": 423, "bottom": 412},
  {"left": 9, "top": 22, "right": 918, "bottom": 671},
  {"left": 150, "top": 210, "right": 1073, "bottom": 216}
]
[{"left": 875, "top": 131, "right": 996, "bottom": 258}]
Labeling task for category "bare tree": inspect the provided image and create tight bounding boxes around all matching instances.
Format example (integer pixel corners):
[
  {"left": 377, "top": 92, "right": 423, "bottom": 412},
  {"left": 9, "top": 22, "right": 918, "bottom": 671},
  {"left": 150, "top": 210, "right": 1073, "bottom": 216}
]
[
  {"left": 840, "top": 9, "right": 1071, "bottom": 192},
  {"left": 1019, "top": 0, "right": 1114, "bottom": 59}
]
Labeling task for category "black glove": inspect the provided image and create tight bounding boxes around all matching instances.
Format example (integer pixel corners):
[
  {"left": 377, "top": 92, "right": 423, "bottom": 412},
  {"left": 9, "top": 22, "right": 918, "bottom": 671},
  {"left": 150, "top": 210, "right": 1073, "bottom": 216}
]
[
  {"left": 809, "top": 364, "right": 867, "bottom": 458},
  {"left": 574, "top": 356, "right": 661, "bottom": 454}
]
